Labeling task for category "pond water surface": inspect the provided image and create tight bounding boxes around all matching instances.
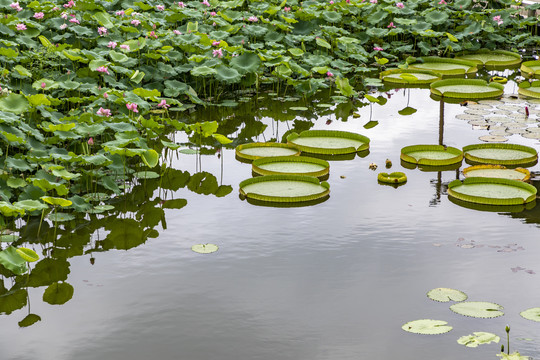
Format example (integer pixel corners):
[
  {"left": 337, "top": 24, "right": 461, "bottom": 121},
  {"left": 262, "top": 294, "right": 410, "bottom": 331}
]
[{"left": 2, "top": 80, "right": 540, "bottom": 360}]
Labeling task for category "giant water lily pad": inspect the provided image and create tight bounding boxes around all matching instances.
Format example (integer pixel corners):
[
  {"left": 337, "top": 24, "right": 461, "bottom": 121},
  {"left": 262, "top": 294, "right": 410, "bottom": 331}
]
[
  {"left": 462, "top": 143, "right": 538, "bottom": 166},
  {"left": 520, "top": 307, "right": 540, "bottom": 322},
  {"left": 450, "top": 301, "right": 504, "bottom": 318},
  {"left": 235, "top": 143, "right": 301, "bottom": 163},
  {"left": 520, "top": 60, "right": 540, "bottom": 79},
  {"left": 401, "top": 145, "right": 463, "bottom": 166},
  {"left": 287, "top": 130, "right": 370, "bottom": 155},
  {"left": 380, "top": 69, "right": 441, "bottom": 86},
  {"left": 456, "top": 49, "right": 521, "bottom": 70},
  {"left": 448, "top": 177, "right": 537, "bottom": 205},
  {"left": 518, "top": 81, "right": 540, "bottom": 99},
  {"left": 427, "top": 287, "right": 468, "bottom": 302},
  {"left": 409, "top": 57, "right": 477, "bottom": 76},
  {"left": 252, "top": 156, "right": 330, "bottom": 179},
  {"left": 430, "top": 79, "right": 504, "bottom": 99},
  {"left": 239, "top": 175, "right": 330, "bottom": 203},
  {"left": 463, "top": 165, "right": 530, "bottom": 181},
  {"left": 457, "top": 332, "right": 500, "bottom": 347},
  {"left": 401, "top": 319, "right": 453, "bottom": 335}
]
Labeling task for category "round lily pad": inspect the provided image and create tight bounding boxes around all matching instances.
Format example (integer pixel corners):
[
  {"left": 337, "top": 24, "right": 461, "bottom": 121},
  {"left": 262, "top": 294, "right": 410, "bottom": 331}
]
[
  {"left": 430, "top": 79, "right": 504, "bottom": 99},
  {"left": 463, "top": 143, "right": 538, "bottom": 166},
  {"left": 400, "top": 145, "right": 463, "bottom": 166},
  {"left": 518, "top": 81, "right": 540, "bottom": 99},
  {"left": 239, "top": 175, "right": 330, "bottom": 203},
  {"left": 409, "top": 57, "right": 477, "bottom": 76},
  {"left": 287, "top": 130, "right": 370, "bottom": 155},
  {"left": 83, "top": 192, "right": 110, "bottom": 202},
  {"left": 191, "top": 243, "right": 219, "bottom": 254},
  {"left": 456, "top": 49, "right": 521, "bottom": 70},
  {"left": 401, "top": 319, "right": 453, "bottom": 335},
  {"left": 379, "top": 69, "right": 441, "bottom": 86},
  {"left": 427, "top": 287, "right": 468, "bottom": 302},
  {"left": 135, "top": 171, "right": 160, "bottom": 179},
  {"left": 377, "top": 172, "right": 407, "bottom": 184},
  {"left": 450, "top": 301, "right": 504, "bottom": 318},
  {"left": 479, "top": 135, "right": 508, "bottom": 143},
  {"left": 235, "top": 142, "right": 301, "bottom": 163},
  {"left": 463, "top": 165, "right": 530, "bottom": 181},
  {"left": 520, "top": 307, "right": 540, "bottom": 322},
  {"left": 448, "top": 177, "right": 537, "bottom": 205},
  {"left": 252, "top": 156, "right": 330, "bottom": 179},
  {"left": 48, "top": 213, "right": 76, "bottom": 222},
  {"left": 457, "top": 332, "right": 501, "bottom": 347},
  {"left": 520, "top": 60, "right": 540, "bottom": 79}
]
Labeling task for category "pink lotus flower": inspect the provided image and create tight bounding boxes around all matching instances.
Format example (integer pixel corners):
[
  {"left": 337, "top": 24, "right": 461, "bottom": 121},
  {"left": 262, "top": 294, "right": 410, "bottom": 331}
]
[
  {"left": 16, "top": 23, "right": 26, "bottom": 31},
  {"left": 396, "top": 2, "right": 404, "bottom": 7},
  {"left": 60, "top": 24, "right": 68, "bottom": 30},
  {"left": 10, "top": 2, "right": 22, "bottom": 11},
  {"left": 438, "top": 0, "right": 446, "bottom": 4},
  {"left": 210, "top": 11, "right": 216, "bottom": 16},
  {"left": 115, "top": 10, "right": 125, "bottom": 16},
  {"left": 284, "top": 6, "right": 291, "bottom": 11},
  {"left": 178, "top": 1, "right": 186, "bottom": 7},
  {"left": 202, "top": 0, "right": 210, "bottom": 6},
  {"left": 156, "top": 4, "right": 165, "bottom": 11},
  {"left": 212, "top": 48, "right": 223, "bottom": 58},
  {"left": 212, "top": 22, "right": 216, "bottom": 26},
  {"left": 131, "top": 19, "right": 141, "bottom": 26},
  {"left": 63, "top": 0, "right": 76, "bottom": 8},
  {"left": 247, "top": 16, "right": 258, "bottom": 22},
  {"left": 41, "top": 82, "right": 46, "bottom": 89},
  {"left": 126, "top": 103, "right": 138, "bottom": 113},
  {"left": 103, "top": 92, "right": 109, "bottom": 99},
  {"left": 96, "top": 107, "right": 112, "bottom": 117},
  {"left": 96, "top": 66, "right": 110, "bottom": 75},
  {"left": 98, "top": 27, "right": 107, "bottom": 36},
  {"left": 88, "top": 137, "right": 94, "bottom": 145},
  {"left": 61, "top": 12, "right": 68, "bottom": 19},
  {"left": 157, "top": 100, "right": 170, "bottom": 108},
  {"left": 212, "top": 41, "right": 220, "bottom": 46},
  {"left": 387, "top": 22, "right": 396, "bottom": 28},
  {"left": 34, "top": 12, "right": 44, "bottom": 19},
  {"left": 493, "top": 15, "right": 503, "bottom": 25},
  {"left": 374, "top": 46, "right": 383, "bottom": 51},
  {"left": 173, "top": 30, "right": 182, "bottom": 35},
  {"left": 329, "top": 0, "right": 334, "bottom": 4},
  {"left": 149, "top": 31, "right": 158, "bottom": 39},
  {"left": 107, "top": 41, "right": 117, "bottom": 49},
  {"left": 326, "top": 71, "right": 334, "bottom": 77},
  {"left": 69, "top": 18, "right": 80, "bottom": 24},
  {"left": 120, "top": 44, "right": 130, "bottom": 50},
  {"left": 370, "top": 0, "right": 377, "bottom": 4}
]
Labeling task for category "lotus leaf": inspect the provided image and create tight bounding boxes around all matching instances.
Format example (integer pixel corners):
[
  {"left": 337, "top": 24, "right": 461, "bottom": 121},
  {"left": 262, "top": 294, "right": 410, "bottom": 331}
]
[
  {"left": 449, "top": 301, "right": 504, "bottom": 318},
  {"left": 18, "top": 314, "right": 41, "bottom": 328},
  {"left": 42, "top": 282, "right": 74, "bottom": 305},
  {"left": 0, "top": 94, "right": 30, "bottom": 114},
  {"left": 457, "top": 332, "right": 500, "bottom": 347},
  {"left": 48, "top": 213, "right": 76, "bottom": 222},
  {"left": 401, "top": 319, "right": 453, "bottom": 335}
]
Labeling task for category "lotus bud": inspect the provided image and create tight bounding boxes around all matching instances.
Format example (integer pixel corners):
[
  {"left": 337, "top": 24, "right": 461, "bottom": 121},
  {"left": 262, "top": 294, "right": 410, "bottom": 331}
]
[
  {"left": 505, "top": 325, "right": 510, "bottom": 333},
  {"left": 41, "top": 82, "right": 46, "bottom": 89},
  {"left": 88, "top": 137, "right": 94, "bottom": 145}
]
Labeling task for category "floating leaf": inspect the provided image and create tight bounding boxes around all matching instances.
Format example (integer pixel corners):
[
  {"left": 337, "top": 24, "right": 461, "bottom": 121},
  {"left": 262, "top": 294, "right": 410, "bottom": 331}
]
[
  {"left": 134, "top": 171, "right": 160, "bottom": 179},
  {"left": 48, "top": 213, "right": 75, "bottom": 222},
  {"left": 401, "top": 319, "right": 453, "bottom": 335},
  {"left": 520, "top": 307, "right": 540, "bottom": 322},
  {"left": 450, "top": 301, "right": 504, "bottom": 318},
  {"left": 141, "top": 149, "right": 159, "bottom": 168},
  {"left": 457, "top": 332, "right": 500, "bottom": 347},
  {"left": 427, "top": 288, "right": 468, "bottom": 302},
  {"left": 191, "top": 244, "right": 219, "bottom": 254},
  {"left": 0, "top": 235, "right": 18, "bottom": 243},
  {"left": 15, "top": 247, "right": 39, "bottom": 262},
  {"left": 41, "top": 196, "right": 72, "bottom": 207}
]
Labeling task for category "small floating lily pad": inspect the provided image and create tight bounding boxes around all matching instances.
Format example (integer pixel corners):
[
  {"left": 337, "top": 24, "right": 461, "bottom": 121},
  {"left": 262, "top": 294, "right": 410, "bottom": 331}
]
[
  {"left": 463, "top": 165, "right": 530, "bottom": 181},
  {"left": 191, "top": 243, "right": 218, "bottom": 254},
  {"left": 431, "top": 79, "right": 504, "bottom": 99},
  {"left": 379, "top": 69, "right": 441, "bottom": 86},
  {"left": 479, "top": 135, "right": 508, "bottom": 143},
  {"left": 456, "top": 49, "right": 521, "bottom": 70},
  {"left": 48, "top": 213, "right": 75, "bottom": 222},
  {"left": 520, "top": 307, "right": 540, "bottom": 322},
  {"left": 377, "top": 172, "right": 407, "bottom": 184},
  {"left": 518, "top": 81, "right": 540, "bottom": 99},
  {"left": 252, "top": 156, "right": 330, "bottom": 179},
  {"left": 409, "top": 57, "right": 477, "bottom": 76},
  {"left": 287, "top": 130, "right": 370, "bottom": 155},
  {"left": 239, "top": 175, "right": 330, "bottom": 203},
  {"left": 401, "top": 145, "right": 463, "bottom": 166},
  {"left": 427, "top": 287, "right": 468, "bottom": 302},
  {"left": 463, "top": 143, "right": 538, "bottom": 166},
  {"left": 235, "top": 142, "right": 301, "bottom": 163},
  {"left": 134, "top": 171, "right": 160, "bottom": 179},
  {"left": 401, "top": 319, "right": 453, "bottom": 335},
  {"left": 448, "top": 177, "right": 537, "bottom": 205},
  {"left": 457, "top": 332, "right": 501, "bottom": 347},
  {"left": 450, "top": 301, "right": 504, "bottom": 318},
  {"left": 520, "top": 60, "right": 540, "bottom": 79}
]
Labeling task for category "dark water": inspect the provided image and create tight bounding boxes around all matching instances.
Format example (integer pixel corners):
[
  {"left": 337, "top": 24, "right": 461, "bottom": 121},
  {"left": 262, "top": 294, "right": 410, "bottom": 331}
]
[{"left": 2, "top": 83, "right": 540, "bottom": 360}]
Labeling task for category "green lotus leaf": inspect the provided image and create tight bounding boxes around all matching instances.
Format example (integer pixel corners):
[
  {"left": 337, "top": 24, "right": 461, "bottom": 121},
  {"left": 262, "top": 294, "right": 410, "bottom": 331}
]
[
  {"left": 212, "top": 134, "right": 233, "bottom": 145},
  {"left": 42, "top": 282, "right": 74, "bottom": 305},
  {"left": 377, "top": 172, "right": 407, "bottom": 184},
  {"left": 457, "top": 332, "right": 500, "bottom": 347},
  {"left": 401, "top": 145, "right": 463, "bottom": 166},
  {"left": 141, "top": 149, "right": 159, "bottom": 168},
  {"left": 87, "top": 205, "right": 115, "bottom": 214},
  {"left": 288, "top": 48, "right": 304, "bottom": 57},
  {"left": 398, "top": 107, "right": 417, "bottom": 116},
  {"left": 192, "top": 244, "right": 219, "bottom": 254},
  {"left": 93, "top": 11, "right": 113, "bottom": 28},
  {"left": 520, "top": 307, "right": 540, "bottom": 322},
  {"left": 13, "top": 65, "right": 31, "bottom": 77},
  {"left": 450, "top": 301, "right": 504, "bottom": 318},
  {"left": 41, "top": 196, "right": 72, "bottom": 207},
  {"left": 322, "top": 11, "right": 341, "bottom": 23},
  {"left": 0, "top": 235, "right": 18, "bottom": 243},
  {"left": 7, "top": 177, "right": 26, "bottom": 188},
  {"left": 336, "top": 77, "right": 357, "bottom": 97},
  {"left": 32, "top": 79, "right": 59, "bottom": 91},
  {"left": 15, "top": 247, "right": 39, "bottom": 262},
  {"left": 191, "top": 66, "right": 217, "bottom": 77},
  {"left": 135, "top": 171, "right": 160, "bottom": 179},
  {"left": 0, "top": 285, "right": 27, "bottom": 314},
  {"left": 0, "top": 93, "right": 30, "bottom": 114},
  {"left": 0, "top": 247, "right": 27, "bottom": 275},
  {"left": 18, "top": 314, "right": 41, "bottom": 328},
  {"left": 427, "top": 287, "right": 468, "bottom": 302},
  {"left": 0, "top": 202, "right": 25, "bottom": 217},
  {"left": 215, "top": 65, "right": 242, "bottom": 83},
  {"left": 425, "top": 10, "right": 449, "bottom": 25},
  {"left": 316, "top": 37, "right": 332, "bottom": 49},
  {"left": 401, "top": 319, "right": 453, "bottom": 335},
  {"left": 58, "top": 80, "right": 80, "bottom": 90},
  {"left": 83, "top": 193, "right": 110, "bottom": 202},
  {"left": 48, "top": 212, "right": 75, "bottom": 222},
  {"left": 431, "top": 79, "right": 504, "bottom": 99}
]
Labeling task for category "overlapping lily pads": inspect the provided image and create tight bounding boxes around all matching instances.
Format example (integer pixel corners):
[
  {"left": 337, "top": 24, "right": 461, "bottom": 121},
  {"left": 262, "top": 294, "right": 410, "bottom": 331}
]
[
  {"left": 448, "top": 177, "right": 537, "bottom": 205},
  {"left": 252, "top": 156, "right": 330, "bottom": 179},
  {"left": 287, "top": 130, "right": 370, "bottom": 155},
  {"left": 463, "top": 165, "right": 530, "bottom": 181},
  {"left": 457, "top": 332, "right": 500, "bottom": 347}
]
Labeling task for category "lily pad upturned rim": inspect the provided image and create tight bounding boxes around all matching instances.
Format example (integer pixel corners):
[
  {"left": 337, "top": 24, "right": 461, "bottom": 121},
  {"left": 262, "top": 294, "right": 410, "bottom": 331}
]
[
  {"left": 379, "top": 68, "right": 442, "bottom": 86},
  {"left": 401, "top": 319, "right": 453, "bottom": 335},
  {"left": 252, "top": 156, "right": 330, "bottom": 179},
  {"left": 462, "top": 143, "right": 538, "bottom": 166},
  {"left": 409, "top": 56, "right": 478, "bottom": 76},
  {"left": 449, "top": 301, "right": 504, "bottom": 318},
  {"left": 448, "top": 177, "right": 537, "bottom": 205},
  {"left": 235, "top": 142, "right": 301, "bottom": 163},
  {"left": 520, "top": 60, "right": 540, "bottom": 79},
  {"left": 455, "top": 49, "right": 521, "bottom": 70},
  {"left": 462, "top": 165, "right": 530, "bottom": 181},
  {"left": 430, "top": 79, "right": 504, "bottom": 99},
  {"left": 377, "top": 172, "right": 407, "bottom": 184},
  {"left": 518, "top": 80, "right": 540, "bottom": 99},
  {"left": 400, "top": 144, "right": 463, "bottom": 166},
  {"left": 286, "top": 130, "right": 370, "bottom": 155},
  {"left": 239, "top": 174, "right": 330, "bottom": 203}
]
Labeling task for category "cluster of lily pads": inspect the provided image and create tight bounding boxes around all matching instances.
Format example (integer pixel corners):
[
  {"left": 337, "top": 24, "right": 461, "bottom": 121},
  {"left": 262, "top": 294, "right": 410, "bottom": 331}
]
[{"left": 402, "top": 287, "right": 540, "bottom": 359}]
